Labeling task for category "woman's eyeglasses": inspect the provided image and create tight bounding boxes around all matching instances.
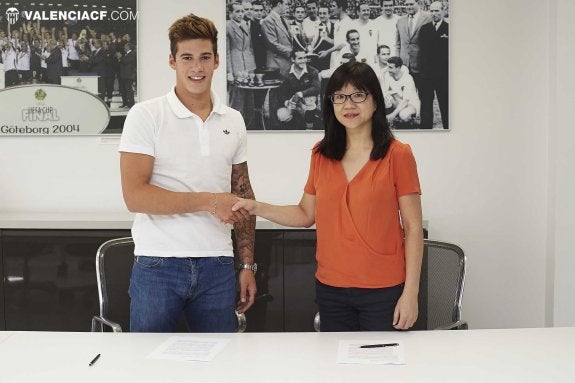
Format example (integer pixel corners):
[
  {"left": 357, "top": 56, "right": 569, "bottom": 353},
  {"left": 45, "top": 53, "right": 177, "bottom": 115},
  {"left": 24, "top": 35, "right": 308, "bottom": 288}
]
[{"left": 329, "top": 91, "right": 369, "bottom": 104}]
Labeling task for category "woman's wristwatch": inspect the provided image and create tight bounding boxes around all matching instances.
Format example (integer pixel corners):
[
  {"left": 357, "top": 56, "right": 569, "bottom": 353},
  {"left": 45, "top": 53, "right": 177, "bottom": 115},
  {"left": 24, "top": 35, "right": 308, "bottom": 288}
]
[{"left": 239, "top": 263, "right": 257, "bottom": 275}]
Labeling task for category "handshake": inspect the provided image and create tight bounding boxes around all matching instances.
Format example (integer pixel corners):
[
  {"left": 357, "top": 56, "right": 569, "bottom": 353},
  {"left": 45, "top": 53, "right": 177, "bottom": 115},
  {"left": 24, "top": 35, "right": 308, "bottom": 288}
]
[{"left": 210, "top": 192, "right": 257, "bottom": 225}]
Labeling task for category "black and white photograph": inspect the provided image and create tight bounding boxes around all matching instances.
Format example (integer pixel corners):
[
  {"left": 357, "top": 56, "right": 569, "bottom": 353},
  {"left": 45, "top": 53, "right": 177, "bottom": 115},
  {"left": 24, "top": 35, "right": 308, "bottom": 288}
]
[
  {"left": 0, "top": 0, "right": 137, "bottom": 134},
  {"left": 225, "top": 0, "right": 449, "bottom": 131}
]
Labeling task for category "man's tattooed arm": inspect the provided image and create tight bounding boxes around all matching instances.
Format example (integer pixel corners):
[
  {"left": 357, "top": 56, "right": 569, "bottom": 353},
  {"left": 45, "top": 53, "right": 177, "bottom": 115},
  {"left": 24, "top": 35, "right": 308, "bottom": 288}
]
[{"left": 231, "top": 161, "right": 256, "bottom": 264}]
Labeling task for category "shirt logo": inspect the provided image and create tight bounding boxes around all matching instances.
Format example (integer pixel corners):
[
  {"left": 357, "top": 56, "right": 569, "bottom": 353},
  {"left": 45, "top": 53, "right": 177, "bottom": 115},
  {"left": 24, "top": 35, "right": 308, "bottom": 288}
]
[{"left": 223, "top": 129, "right": 230, "bottom": 135}]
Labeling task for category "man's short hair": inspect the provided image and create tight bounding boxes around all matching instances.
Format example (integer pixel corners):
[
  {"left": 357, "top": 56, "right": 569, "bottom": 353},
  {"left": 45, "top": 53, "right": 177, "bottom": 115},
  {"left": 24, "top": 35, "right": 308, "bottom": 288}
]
[
  {"left": 387, "top": 56, "right": 403, "bottom": 68},
  {"left": 269, "top": 0, "right": 284, "bottom": 7},
  {"left": 377, "top": 44, "right": 390, "bottom": 54},
  {"left": 357, "top": 1, "right": 371, "bottom": 11},
  {"left": 430, "top": 1, "right": 444, "bottom": 11},
  {"left": 332, "top": 0, "right": 348, "bottom": 10},
  {"left": 228, "top": 2, "right": 242, "bottom": 13},
  {"left": 168, "top": 13, "right": 218, "bottom": 57},
  {"left": 346, "top": 29, "right": 359, "bottom": 41},
  {"left": 290, "top": 48, "right": 307, "bottom": 60}
]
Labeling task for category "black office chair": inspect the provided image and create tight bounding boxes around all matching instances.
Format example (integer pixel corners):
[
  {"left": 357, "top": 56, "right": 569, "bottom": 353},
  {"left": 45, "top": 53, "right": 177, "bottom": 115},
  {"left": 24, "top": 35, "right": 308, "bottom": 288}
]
[
  {"left": 91, "top": 237, "right": 247, "bottom": 333},
  {"left": 313, "top": 239, "right": 467, "bottom": 331}
]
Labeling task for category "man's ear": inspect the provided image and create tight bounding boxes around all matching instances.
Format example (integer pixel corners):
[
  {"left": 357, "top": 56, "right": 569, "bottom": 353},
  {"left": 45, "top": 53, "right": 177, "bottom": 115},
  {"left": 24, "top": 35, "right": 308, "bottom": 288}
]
[
  {"left": 169, "top": 53, "right": 176, "bottom": 70},
  {"left": 214, "top": 53, "right": 220, "bottom": 69}
]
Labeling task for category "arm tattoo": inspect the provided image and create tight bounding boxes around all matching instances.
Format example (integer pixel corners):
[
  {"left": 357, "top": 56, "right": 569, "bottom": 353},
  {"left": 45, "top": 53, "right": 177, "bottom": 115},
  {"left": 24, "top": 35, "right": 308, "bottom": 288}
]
[{"left": 232, "top": 162, "right": 256, "bottom": 263}]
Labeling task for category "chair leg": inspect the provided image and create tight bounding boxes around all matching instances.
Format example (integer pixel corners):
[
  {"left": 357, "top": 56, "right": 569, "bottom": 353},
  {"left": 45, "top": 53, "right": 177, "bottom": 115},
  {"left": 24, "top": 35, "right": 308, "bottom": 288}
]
[
  {"left": 313, "top": 312, "right": 321, "bottom": 332},
  {"left": 236, "top": 311, "right": 247, "bottom": 333},
  {"left": 91, "top": 316, "right": 102, "bottom": 332}
]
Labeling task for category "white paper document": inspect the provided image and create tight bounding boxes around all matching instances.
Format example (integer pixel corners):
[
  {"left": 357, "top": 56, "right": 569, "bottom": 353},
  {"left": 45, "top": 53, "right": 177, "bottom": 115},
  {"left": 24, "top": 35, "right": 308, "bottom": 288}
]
[
  {"left": 147, "top": 336, "right": 230, "bottom": 362},
  {"left": 337, "top": 340, "right": 405, "bottom": 365}
]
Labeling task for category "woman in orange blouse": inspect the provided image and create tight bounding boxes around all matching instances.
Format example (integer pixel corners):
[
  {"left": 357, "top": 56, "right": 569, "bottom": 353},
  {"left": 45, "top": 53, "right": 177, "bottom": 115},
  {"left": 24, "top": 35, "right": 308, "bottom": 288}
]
[{"left": 233, "top": 61, "right": 423, "bottom": 331}]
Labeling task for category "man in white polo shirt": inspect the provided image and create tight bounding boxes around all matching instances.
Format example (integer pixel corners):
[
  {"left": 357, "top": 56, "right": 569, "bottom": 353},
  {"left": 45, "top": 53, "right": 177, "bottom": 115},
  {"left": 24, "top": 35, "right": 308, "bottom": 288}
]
[{"left": 118, "top": 13, "right": 257, "bottom": 332}]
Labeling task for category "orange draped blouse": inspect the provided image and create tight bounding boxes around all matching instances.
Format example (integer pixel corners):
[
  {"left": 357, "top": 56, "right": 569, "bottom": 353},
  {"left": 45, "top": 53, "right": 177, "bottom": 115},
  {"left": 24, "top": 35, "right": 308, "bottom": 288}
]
[{"left": 304, "top": 139, "right": 421, "bottom": 288}]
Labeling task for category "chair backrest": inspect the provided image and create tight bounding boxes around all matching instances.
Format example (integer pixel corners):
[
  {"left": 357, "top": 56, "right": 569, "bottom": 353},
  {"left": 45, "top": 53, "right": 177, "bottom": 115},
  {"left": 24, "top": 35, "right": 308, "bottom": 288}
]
[
  {"left": 92, "top": 237, "right": 246, "bottom": 332},
  {"left": 94, "top": 237, "right": 136, "bottom": 332},
  {"left": 413, "top": 239, "right": 466, "bottom": 330}
]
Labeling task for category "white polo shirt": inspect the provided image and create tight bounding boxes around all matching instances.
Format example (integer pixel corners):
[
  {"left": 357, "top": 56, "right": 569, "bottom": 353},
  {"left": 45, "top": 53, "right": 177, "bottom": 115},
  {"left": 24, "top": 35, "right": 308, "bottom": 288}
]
[{"left": 118, "top": 87, "right": 248, "bottom": 258}]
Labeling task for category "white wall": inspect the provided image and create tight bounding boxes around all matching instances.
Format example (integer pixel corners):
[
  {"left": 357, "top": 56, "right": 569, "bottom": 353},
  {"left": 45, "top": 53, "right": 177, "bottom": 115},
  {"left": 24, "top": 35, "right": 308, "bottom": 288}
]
[
  {"left": 0, "top": 0, "right": 573, "bottom": 329},
  {"left": 551, "top": 0, "right": 575, "bottom": 326}
]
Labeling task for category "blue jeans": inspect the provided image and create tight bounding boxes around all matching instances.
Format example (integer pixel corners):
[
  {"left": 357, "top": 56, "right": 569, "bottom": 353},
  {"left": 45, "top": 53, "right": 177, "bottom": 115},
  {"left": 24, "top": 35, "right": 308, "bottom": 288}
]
[
  {"left": 315, "top": 279, "right": 404, "bottom": 332},
  {"left": 129, "top": 256, "right": 237, "bottom": 333}
]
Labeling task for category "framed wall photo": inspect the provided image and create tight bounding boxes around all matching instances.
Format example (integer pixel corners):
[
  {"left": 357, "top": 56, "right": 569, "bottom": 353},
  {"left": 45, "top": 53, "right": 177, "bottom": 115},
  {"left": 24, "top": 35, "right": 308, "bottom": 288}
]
[
  {"left": 225, "top": 0, "right": 449, "bottom": 131},
  {"left": 0, "top": 0, "right": 138, "bottom": 136}
]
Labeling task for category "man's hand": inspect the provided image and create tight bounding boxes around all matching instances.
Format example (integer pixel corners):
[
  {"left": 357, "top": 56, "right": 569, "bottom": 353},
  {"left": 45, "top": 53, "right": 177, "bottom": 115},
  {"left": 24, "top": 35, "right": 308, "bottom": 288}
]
[
  {"left": 213, "top": 193, "right": 250, "bottom": 224},
  {"left": 236, "top": 269, "right": 256, "bottom": 313}
]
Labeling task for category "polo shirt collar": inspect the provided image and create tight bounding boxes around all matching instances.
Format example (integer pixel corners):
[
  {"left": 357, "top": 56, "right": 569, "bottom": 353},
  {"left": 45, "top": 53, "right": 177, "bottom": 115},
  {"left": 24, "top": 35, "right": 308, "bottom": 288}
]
[
  {"left": 289, "top": 64, "right": 308, "bottom": 79},
  {"left": 167, "top": 87, "right": 227, "bottom": 118}
]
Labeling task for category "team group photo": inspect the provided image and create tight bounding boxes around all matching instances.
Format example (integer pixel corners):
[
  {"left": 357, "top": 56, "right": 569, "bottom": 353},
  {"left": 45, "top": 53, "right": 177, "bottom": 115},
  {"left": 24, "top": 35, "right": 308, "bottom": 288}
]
[{"left": 225, "top": 0, "right": 449, "bottom": 131}]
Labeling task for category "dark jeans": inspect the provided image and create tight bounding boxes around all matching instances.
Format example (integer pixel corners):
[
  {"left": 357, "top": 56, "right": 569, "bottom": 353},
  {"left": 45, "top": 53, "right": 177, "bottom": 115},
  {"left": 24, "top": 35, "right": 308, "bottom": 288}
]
[
  {"left": 315, "top": 279, "right": 404, "bottom": 332},
  {"left": 129, "top": 256, "right": 237, "bottom": 333}
]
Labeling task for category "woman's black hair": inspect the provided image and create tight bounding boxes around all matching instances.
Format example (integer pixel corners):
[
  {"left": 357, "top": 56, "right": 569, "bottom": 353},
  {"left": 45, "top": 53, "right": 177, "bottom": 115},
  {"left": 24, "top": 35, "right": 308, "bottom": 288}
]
[{"left": 315, "top": 61, "right": 394, "bottom": 160}]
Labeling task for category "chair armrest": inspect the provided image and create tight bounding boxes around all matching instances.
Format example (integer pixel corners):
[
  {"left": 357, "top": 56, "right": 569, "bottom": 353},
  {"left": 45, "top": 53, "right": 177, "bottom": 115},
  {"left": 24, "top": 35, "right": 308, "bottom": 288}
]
[
  {"left": 433, "top": 320, "right": 468, "bottom": 330},
  {"left": 91, "top": 315, "right": 123, "bottom": 333}
]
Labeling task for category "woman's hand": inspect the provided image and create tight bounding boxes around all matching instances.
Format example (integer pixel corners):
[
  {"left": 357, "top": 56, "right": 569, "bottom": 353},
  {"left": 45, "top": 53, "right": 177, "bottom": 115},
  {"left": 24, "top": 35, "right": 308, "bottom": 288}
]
[
  {"left": 393, "top": 291, "right": 418, "bottom": 330},
  {"left": 232, "top": 198, "right": 259, "bottom": 216}
]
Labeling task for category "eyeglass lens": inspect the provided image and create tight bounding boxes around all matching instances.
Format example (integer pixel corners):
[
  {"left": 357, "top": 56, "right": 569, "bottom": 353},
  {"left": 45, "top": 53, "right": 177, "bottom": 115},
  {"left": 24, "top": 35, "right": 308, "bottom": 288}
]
[{"left": 331, "top": 92, "right": 368, "bottom": 104}]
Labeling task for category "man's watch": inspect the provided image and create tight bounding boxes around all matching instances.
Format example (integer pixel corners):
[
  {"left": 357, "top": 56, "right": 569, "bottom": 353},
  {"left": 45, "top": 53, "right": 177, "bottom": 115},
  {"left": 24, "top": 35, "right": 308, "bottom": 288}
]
[{"left": 239, "top": 263, "right": 257, "bottom": 275}]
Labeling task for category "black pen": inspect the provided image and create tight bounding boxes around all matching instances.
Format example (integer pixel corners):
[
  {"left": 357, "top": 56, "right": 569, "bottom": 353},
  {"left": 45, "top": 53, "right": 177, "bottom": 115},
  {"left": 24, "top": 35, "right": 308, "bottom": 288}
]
[
  {"left": 89, "top": 353, "right": 101, "bottom": 366},
  {"left": 359, "top": 343, "right": 399, "bottom": 348}
]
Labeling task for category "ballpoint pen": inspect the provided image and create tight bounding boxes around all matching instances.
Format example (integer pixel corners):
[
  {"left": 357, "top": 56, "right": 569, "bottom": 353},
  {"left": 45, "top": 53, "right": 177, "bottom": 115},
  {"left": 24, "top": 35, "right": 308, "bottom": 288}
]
[
  {"left": 89, "top": 353, "right": 101, "bottom": 366},
  {"left": 359, "top": 343, "right": 399, "bottom": 348}
]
